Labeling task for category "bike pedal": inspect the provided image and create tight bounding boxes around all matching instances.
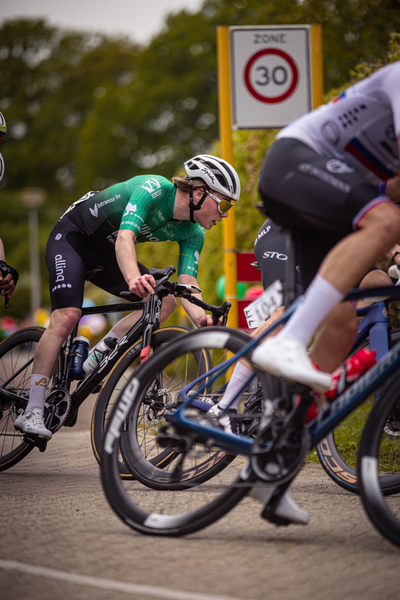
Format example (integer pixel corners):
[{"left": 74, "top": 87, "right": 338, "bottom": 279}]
[
  {"left": 22, "top": 434, "right": 48, "bottom": 452},
  {"left": 260, "top": 507, "right": 291, "bottom": 527}
]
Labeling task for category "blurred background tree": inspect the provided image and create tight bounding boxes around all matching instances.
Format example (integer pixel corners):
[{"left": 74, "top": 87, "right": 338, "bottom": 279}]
[{"left": 0, "top": 0, "right": 399, "bottom": 326}]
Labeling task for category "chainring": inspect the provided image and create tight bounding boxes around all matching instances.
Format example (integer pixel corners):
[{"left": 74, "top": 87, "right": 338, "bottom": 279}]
[
  {"left": 44, "top": 387, "right": 71, "bottom": 433},
  {"left": 249, "top": 416, "right": 310, "bottom": 485}
]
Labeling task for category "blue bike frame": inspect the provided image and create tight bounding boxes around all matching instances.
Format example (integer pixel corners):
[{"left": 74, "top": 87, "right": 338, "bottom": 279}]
[{"left": 168, "top": 286, "right": 400, "bottom": 457}]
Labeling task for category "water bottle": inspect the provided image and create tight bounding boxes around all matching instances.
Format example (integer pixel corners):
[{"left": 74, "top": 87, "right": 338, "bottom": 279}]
[
  {"left": 69, "top": 336, "right": 90, "bottom": 380},
  {"left": 83, "top": 336, "right": 117, "bottom": 374}
]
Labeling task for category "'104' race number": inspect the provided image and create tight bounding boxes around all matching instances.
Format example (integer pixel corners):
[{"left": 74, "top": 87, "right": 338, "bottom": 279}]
[{"left": 244, "top": 280, "right": 283, "bottom": 329}]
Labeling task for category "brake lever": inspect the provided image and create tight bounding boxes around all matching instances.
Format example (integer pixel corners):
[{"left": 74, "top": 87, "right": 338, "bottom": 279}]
[
  {"left": 212, "top": 301, "right": 231, "bottom": 326},
  {"left": 0, "top": 266, "right": 10, "bottom": 308}
]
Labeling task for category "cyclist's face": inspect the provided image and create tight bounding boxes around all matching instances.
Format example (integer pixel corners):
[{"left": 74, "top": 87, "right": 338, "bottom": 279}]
[{"left": 194, "top": 189, "right": 230, "bottom": 230}]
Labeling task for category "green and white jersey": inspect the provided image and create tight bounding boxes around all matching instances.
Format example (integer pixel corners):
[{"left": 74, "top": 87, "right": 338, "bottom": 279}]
[{"left": 62, "top": 175, "right": 205, "bottom": 277}]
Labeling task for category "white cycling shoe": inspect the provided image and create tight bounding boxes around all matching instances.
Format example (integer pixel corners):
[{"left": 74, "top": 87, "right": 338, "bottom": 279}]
[
  {"left": 250, "top": 484, "right": 309, "bottom": 525},
  {"left": 252, "top": 334, "right": 332, "bottom": 393},
  {"left": 208, "top": 403, "right": 237, "bottom": 435},
  {"left": 14, "top": 408, "right": 52, "bottom": 440}
]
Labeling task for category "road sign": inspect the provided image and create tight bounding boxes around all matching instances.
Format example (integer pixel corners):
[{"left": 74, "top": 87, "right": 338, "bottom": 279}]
[{"left": 230, "top": 26, "right": 322, "bottom": 129}]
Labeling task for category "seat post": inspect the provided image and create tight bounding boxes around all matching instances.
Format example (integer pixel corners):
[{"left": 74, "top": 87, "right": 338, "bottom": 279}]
[{"left": 284, "top": 229, "right": 297, "bottom": 308}]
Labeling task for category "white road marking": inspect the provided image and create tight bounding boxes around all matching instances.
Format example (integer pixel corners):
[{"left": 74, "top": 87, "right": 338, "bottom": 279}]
[{"left": 0, "top": 559, "right": 244, "bottom": 600}]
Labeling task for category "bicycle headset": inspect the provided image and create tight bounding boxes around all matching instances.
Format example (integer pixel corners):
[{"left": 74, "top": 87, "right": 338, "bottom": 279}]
[{"left": 183, "top": 154, "right": 241, "bottom": 223}]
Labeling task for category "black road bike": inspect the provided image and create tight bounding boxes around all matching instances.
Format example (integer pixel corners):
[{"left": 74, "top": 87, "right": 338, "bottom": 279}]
[{"left": 0, "top": 265, "right": 230, "bottom": 475}]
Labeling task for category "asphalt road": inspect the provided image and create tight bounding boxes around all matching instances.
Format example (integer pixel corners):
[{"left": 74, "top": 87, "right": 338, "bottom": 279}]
[{"left": 0, "top": 399, "right": 399, "bottom": 600}]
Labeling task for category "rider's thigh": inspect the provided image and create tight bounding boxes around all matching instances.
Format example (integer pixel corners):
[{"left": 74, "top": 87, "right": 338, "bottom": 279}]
[
  {"left": 358, "top": 201, "right": 400, "bottom": 241},
  {"left": 47, "top": 306, "right": 82, "bottom": 339}
]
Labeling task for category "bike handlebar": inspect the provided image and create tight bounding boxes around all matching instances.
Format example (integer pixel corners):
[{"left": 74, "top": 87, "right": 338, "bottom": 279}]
[{"left": 119, "top": 264, "right": 231, "bottom": 326}]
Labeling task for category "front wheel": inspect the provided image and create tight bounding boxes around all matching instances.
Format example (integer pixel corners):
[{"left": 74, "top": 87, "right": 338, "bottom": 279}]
[
  {"left": 90, "top": 326, "right": 196, "bottom": 477},
  {"left": 101, "top": 327, "right": 257, "bottom": 536},
  {"left": 359, "top": 369, "right": 400, "bottom": 548},
  {"left": 0, "top": 327, "right": 44, "bottom": 471}
]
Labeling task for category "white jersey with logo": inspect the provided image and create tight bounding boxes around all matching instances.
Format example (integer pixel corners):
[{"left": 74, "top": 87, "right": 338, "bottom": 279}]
[{"left": 278, "top": 62, "right": 400, "bottom": 184}]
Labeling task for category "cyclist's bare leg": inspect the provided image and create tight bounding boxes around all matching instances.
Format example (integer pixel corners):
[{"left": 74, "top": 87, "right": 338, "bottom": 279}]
[
  {"left": 357, "top": 268, "right": 393, "bottom": 308},
  {"left": 309, "top": 302, "right": 357, "bottom": 372},
  {"left": 253, "top": 202, "right": 400, "bottom": 390},
  {"left": 33, "top": 307, "right": 82, "bottom": 378},
  {"left": 318, "top": 203, "right": 400, "bottom": 292},
  {"left": 14, "top": 307, "right": 81, "bottom": 435}
]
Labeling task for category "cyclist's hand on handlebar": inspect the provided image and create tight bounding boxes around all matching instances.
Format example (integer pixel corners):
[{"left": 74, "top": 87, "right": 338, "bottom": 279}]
[
  {"left": 197, "top": 314, "right": 219, "bottom": 327},
  {"left": 128, "top": 273, "right": 157, "bottom": 298},
  {"left": 0, "top": 261, "right": 18, "bottom": 298}
]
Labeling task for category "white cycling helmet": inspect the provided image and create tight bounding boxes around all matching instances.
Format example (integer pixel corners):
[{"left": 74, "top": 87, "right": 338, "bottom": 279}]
[{"left": 184, "top": 154, "right": 241, "bottom": 201}]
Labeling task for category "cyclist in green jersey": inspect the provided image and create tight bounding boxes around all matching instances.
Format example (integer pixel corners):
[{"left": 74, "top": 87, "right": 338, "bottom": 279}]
[{"left": 14, "top": 155, "right": 241, "bottom": 439}]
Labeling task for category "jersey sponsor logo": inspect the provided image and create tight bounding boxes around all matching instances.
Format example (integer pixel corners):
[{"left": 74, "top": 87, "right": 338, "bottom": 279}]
[
  {"left": 298, "top": 162, "right": 351, "bottom": 194},
  {"left": 152, "top": 189, "right": 162, "bottom": 199},
  {"left": 385, "top": 124, "right": 396, "bottom": 143},
  {"left": 35, "top": 377, "right": 48, "bottom": 388},
  {"left": 123, "top": 202, "right": 137, "bottom": 217},
  {"left": 52, "top": 254, "right": 73, "bottom": 291},
  {"left": 194, "top": 250, "right": 200, "bottom": 266},
  {"left": 89, "top": 195, "right": 121, "bottom": 218},
  {"left": 107, "top": 231, "right": 119, "bottom": 245},
  {"left": 89, "top": 204, "right": 99, "bottom": 217},
  {"left": 138, "top": 223, "right": 160, "bottom": 242},
  {"left": 157, "top": 210, "right": 165, "bottom": 221},
  {"left": 141, "top": 178, "right": 161, "bottom": 194},
  {"left": 262, "top": 250, "right": 288, "bottom": 260},
  {"left": 55, "top": 254, "right": 66, "bottom": 282},
  {"left": 326, "top": 159, "right": 354, "bottom": 174},
  {"left": 254, "top": 225, "right": 271, "bottom": 245},
  {"left": 200, "top": 166, "right": 215, "bottom": 184},
  {"left": 321, "top": 120, "right": 341, "bottom": 145},
  {"left": 160, "top": 223, "right": 176, "bottom": 238}
]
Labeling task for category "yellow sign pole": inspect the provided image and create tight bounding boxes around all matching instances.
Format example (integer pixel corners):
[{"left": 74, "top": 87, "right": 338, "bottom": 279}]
[
  {"left": 217, "top": 26, "right": 238, "bottom": 328},
  {"left": 310, "top": 25, "right": 324, "bottom": 108}
]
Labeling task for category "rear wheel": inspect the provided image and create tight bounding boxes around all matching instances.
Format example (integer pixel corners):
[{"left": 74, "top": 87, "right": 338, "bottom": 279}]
[
  {"left": 91, "top": 326, "right": 195, "bottom": 478},
  {"left": 120, "top": 358, "right": 266, "bottom": 491},
  {"left": 0, "top": 327, "right": 44, "bottom": 471},
  {"left": 101, "top": 327, "right": 258, "bottom": 536},
  {"left": 316, "top": 330, "right": 399, "bottom": 495},
  {"left": 359, "top": 369, "right": 400, "bottom": 548}
]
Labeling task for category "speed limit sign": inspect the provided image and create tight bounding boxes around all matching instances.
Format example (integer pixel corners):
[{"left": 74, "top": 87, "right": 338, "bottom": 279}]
[
  {"left": 230, "top": 26, "right": 322, "bottom": 129},
  {"left": 244, "top": 48, "right": 299, "bottom": 104}
]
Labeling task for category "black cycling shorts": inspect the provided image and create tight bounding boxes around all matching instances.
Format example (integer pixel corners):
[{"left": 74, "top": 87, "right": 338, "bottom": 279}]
[
  {"left": 254, "top": 218, "right": 304, "bottom": 296},
  {"left": 46, "top": 217, "right": 148, "bottom": 311},
  {"left": 258, "top": 138, "right": 387, "bottom": 288}
]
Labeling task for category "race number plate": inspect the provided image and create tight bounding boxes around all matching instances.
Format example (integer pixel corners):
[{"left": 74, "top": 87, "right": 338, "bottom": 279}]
[{"left": 244, "top": 280, "right": 283, "bottom": 329}]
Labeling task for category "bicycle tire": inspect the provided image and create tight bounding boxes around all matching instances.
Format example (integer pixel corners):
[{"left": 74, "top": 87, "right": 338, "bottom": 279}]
[
  {"left": 101, "top": 326, "right": 257, "bottom": 536},
  {"left": 359, "top": 368, "right": 400, "bottom": 548},
  {"left": 0, "top": 327, "right": 44, "bottom": 471},
  {"left": 316, "top": 331, "right": 399, "bottom": 495},
  {"left": 90, "top": 326, "right": 194, "bottom": 477},
  {"left": 119, "top": 340, "right": 268, "bottom": 491}
]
